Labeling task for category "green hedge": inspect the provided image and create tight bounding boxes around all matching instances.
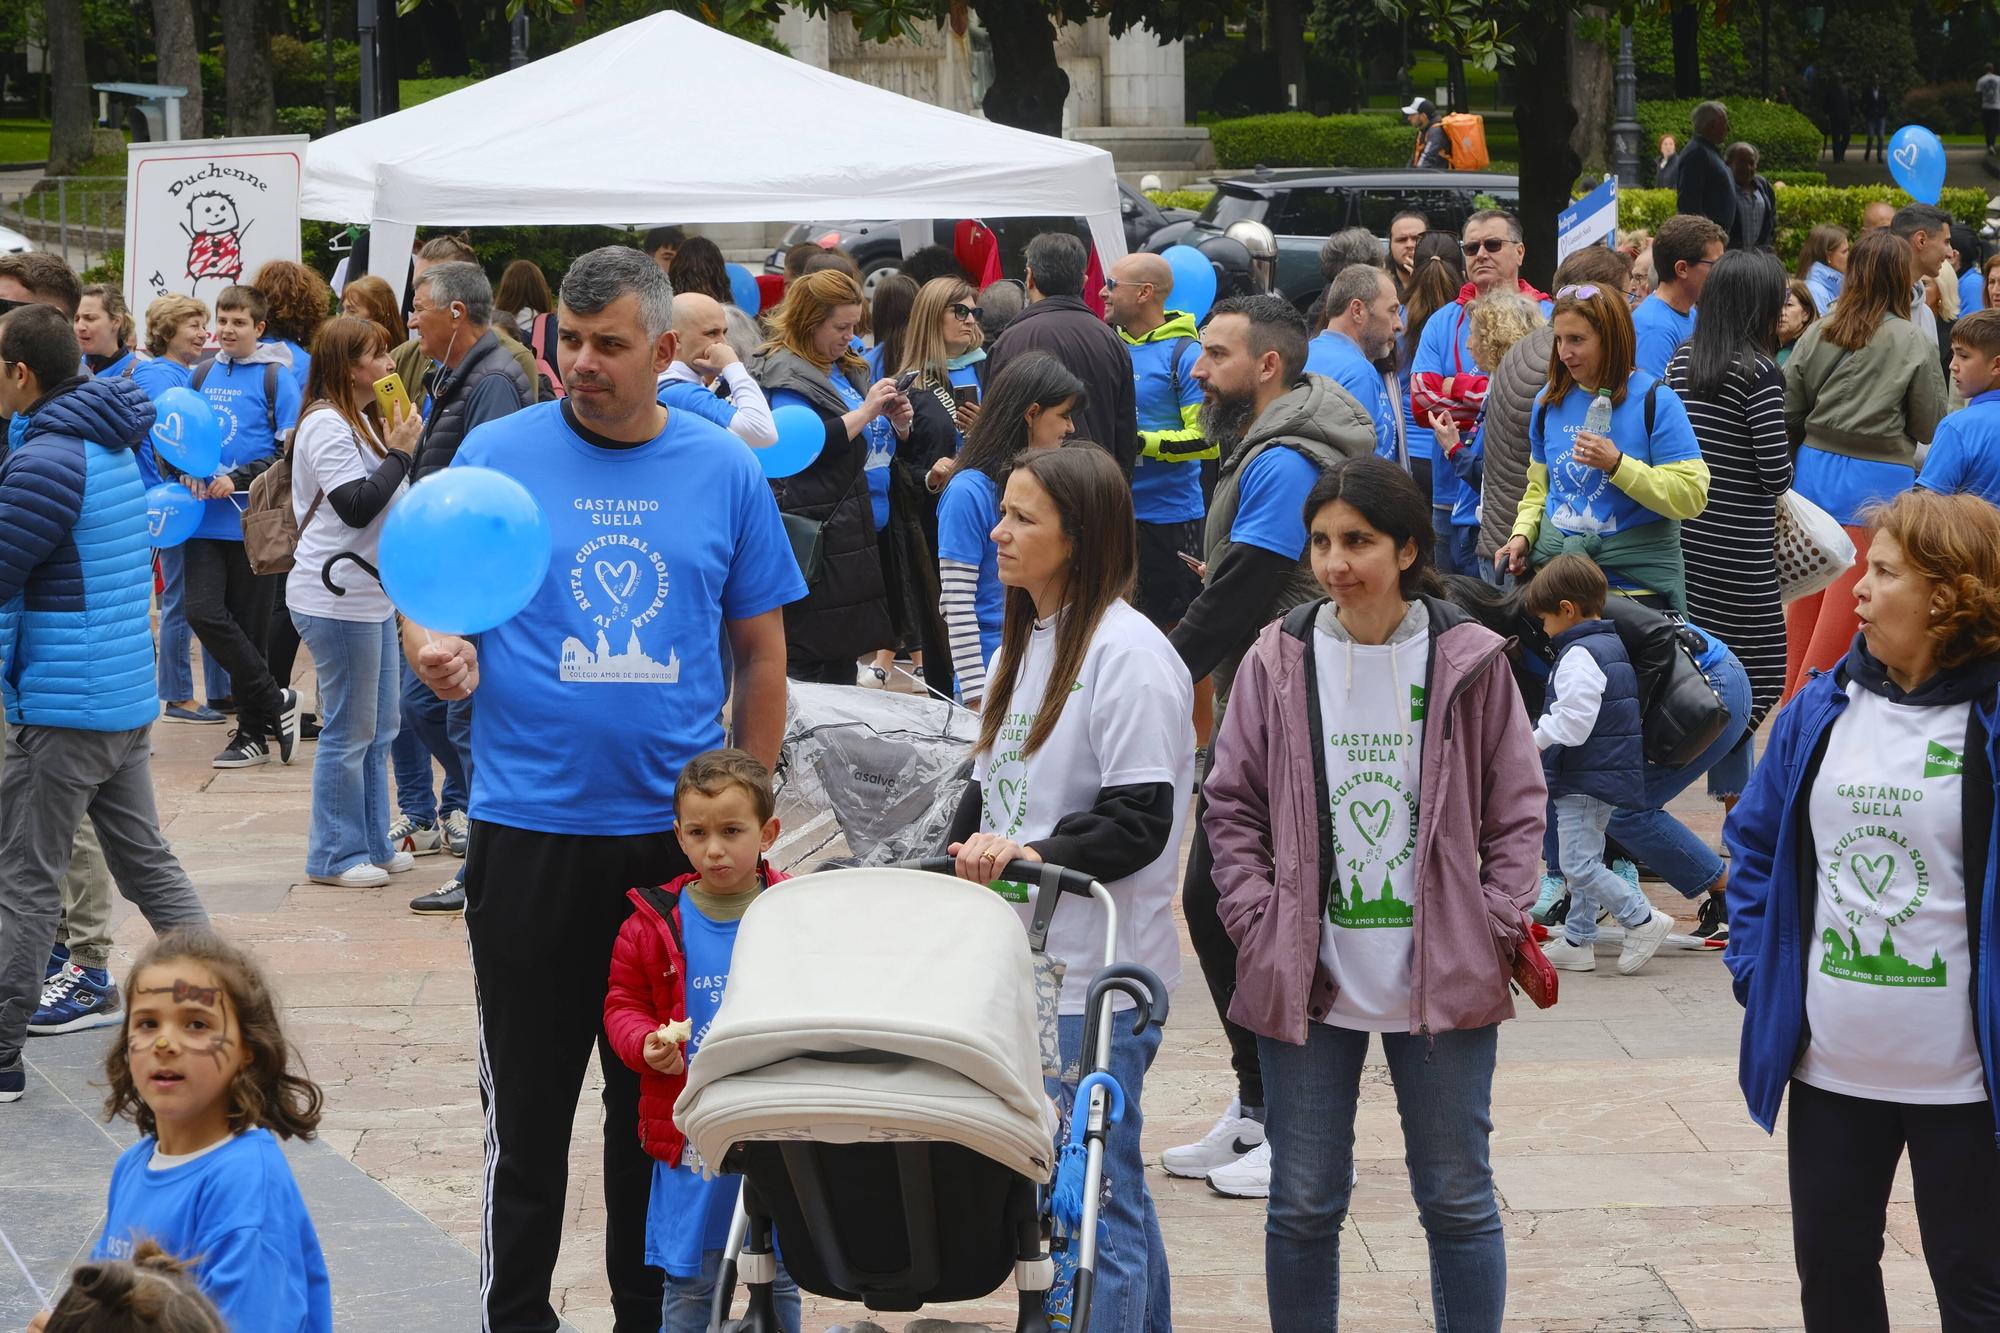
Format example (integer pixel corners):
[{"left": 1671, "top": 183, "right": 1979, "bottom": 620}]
[
  {"left": 1767, "top": 170, "right": 1827, "bottom": 187},
  {"left": 1146, "top": 189, "right": 1216, "bottom": 212},
  {"left": 1615, "top": 185, "right": 1988, "bottom": 269},
  {"left": 1209, "top": 113, "right": 1415, "bottom": 170},
  {"left": 297, "top": 220, "right": 643, "bottom": 288},
  {"left": 1635, "top": 99, "right": 1823, "bottom": 181}
]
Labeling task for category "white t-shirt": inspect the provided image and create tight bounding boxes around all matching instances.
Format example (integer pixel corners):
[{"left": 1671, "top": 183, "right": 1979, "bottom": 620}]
[
  {"left": 1980, "top": 71, "right": 2000, "bottom": 111},
  {"left": 972, "top": 599, "right": 1193, "bottom": 1014},
  {"left": 1796, "top": 681, "right": 1984, "bottom": 1103},
  {"left": 1312, "top": 604, "right": 1430, "bottom": 1031},
  {"left": 285, "top": 407, "right": 405, "bottom": 622}
]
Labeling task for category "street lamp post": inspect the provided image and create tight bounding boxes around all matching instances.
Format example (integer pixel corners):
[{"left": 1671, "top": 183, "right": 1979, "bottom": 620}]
[{"left": 1612, "top": 23, "right": 1642, "bottom": 186}]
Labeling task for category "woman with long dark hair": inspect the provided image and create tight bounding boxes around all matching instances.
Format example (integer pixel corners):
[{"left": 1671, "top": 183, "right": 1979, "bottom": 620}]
[
  {"left": 934, "top": 351, "right": 1083, "bottom": 705},
  {"left": 667, "top": 236, "right": 732, "bottom": 304},
  {"left": 1777, "top": 279, "right": 1819, "bottom": 366},
  {"left": 863, "top": 272, "right": 918, "bottom": 381},
  {"left": 944, "top": 443, "right": 1193, "bottom": 1333},
  {"left": 1667, "top": 249, "right": 1793, "bottom": 803},
  {"left": 1781, "top": 229, "right": 1948, "bottom": 700},
  {"left": 1397, "top": 233, "right": 1465, "bottom": 502},
  {"left": 1207, "top": 457, "right": 1544, "bottom": 1332}
]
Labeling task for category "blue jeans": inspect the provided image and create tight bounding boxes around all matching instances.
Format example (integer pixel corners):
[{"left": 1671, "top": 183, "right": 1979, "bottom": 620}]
[
  {"left": 394, "top": 656, "right": 471, "bottom": 824},
  {"left": 1556, "top": 793, "right": 1652, "bottom": 944},
  {"left": 155, "top": 546, "right": 231, "bottom": 703},
  {"left": 661, "top": 1247, "right": 800, "bottom": 1333},
  {"left": 1048, "top": 1011, "right": 1171, "bottom": 1333},
  {"left": 295, "top": 613, "right": 399, "bottom": 877},
  {"left": 1431, "top": 509, "right": 1464, "bottom": 575},
  {"left": 1605, "top": 649, "right": 1751, "bottom": 899},
  {"left": 1439, "top": 524, "right": 1479, "bottom": 579},
  {"left": 1260, "top": 1023, "right": 1503, "bottom": 1332}
]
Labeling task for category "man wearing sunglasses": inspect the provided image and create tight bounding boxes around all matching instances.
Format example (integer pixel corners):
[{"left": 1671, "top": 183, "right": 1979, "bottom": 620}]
[{"left": 1406, "top": 209, "right": 1551, "bottom": 574}]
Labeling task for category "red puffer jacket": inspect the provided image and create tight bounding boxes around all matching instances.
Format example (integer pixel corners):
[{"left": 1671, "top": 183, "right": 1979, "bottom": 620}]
[{"left": 603, "top": 867, "right": 788, "bottom": 1165}]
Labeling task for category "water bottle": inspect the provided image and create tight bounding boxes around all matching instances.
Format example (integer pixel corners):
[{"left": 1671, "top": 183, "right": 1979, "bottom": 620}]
[{"left": 1582, "top": 387, "right": 1614, "bottom": 437}]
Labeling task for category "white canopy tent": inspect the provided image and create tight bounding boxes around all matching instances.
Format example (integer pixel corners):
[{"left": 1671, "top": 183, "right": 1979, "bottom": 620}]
[{"left": 302, "top": 11, "right": 1126, "bottom": 298}]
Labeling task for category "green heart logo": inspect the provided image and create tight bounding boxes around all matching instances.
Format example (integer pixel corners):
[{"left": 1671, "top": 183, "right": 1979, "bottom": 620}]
[
  {"left": 1348, "top": 798, "right": 1392, "bottom": 847},
  {"left": 1849, "top": 851, "right": 1895, "bottom": 901},
  {"left": 998, "top": 776, "right": 1024, "bottom": 823}
]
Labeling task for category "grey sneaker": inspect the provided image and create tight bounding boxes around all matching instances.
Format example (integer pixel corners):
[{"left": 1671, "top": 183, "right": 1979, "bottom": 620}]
[
  {"left": 410, "top": 877, "right": 466, "bottom": 915},
  {"left": 389, "top": 815, "right": 444, "bottom": 857},
  {"left": 442, "top": 809, "right": 470, "bottom": 858}
]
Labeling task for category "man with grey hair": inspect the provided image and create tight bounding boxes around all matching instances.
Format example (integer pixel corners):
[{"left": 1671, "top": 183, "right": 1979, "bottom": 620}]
[
  {"left": 986, "top": 229, "right": 1139, "bottom": 474},
  {"left": 404, "top": 245, "right": 804, "bottom": 1333},
  {"left": 1306, "top": 262, "right": 1403, "bottom": 460},
  {"left": 408, "top": 261, "right": 533, "bottom": 479},
  {"left": 1318, "top": 226, "right": 1384, "bottom": 287},
  {"left": 1676, "top": 100, "right": 1742, "bottom": 248}
]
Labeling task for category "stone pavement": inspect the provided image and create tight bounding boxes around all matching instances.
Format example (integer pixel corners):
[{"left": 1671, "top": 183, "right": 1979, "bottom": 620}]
[{"left": 0, "top": 700, "right": 1945, "bottom": 1332}]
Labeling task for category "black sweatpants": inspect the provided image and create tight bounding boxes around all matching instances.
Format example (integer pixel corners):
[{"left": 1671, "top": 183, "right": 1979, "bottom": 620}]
[
  {"left": 1182, "top": 791, "right": 1262, "bottom": 1108},
  {"left": 181, "top": 538, "right": 283, "bottom": 736},
  {"left": 464, "top": 820, "right": 693, "bottom": 1333},
  {"left": 1787, "top": 1078, "right": 2000, "bottom": 1332}
]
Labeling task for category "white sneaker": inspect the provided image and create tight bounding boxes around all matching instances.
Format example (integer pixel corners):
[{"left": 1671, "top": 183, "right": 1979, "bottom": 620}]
[
  {"left": 1543, "top": 936, "right": 1596, "bottom": 971},
  {"left": 1159, "top": 1098, "right": 1265, "bottom": 1179},
  {"left": 1617, "top": 908, "right": 1676, "bottom": 975},
  {"left": 1206, "top": 1139, "right": 1272, "bottom": 1198},
  {"left": 376, "top": 851, "right": 416, "bottom": 875},
  {"left": 310, "top": 862, "right": 389, "bottom": 888},
  {"left": 388, "top": 814, "right": 443, "bottom": 857}
]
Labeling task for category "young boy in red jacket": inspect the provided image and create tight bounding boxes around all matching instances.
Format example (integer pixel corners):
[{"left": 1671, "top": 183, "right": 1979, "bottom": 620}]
[{"left": 603, "top": 748, "right": 799, "bottom": 1333}]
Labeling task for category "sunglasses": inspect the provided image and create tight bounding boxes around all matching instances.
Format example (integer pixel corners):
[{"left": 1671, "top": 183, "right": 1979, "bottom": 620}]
[
  {"left": 1102, "top": 277, "right": 1153, "bottom": 293},
  {"left": 1557, "top": 284, "right": 1603, "bottom": 300},
  {"left": 1461, "top": 237, "right": 1515, "bottom": 257},
  {"left": 948, "top": 302, "right": 984, "bottom": 321}
]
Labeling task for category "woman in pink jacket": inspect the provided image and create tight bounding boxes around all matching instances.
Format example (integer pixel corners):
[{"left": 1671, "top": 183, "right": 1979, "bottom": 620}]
[{"left": 1204, "top": 455, "right": 1546, "bottom": 1332}]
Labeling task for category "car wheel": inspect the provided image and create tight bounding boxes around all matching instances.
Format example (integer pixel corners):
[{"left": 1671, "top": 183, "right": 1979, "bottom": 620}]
[{"left": 860, "top": 255, "right": 904, "bottom": 301}]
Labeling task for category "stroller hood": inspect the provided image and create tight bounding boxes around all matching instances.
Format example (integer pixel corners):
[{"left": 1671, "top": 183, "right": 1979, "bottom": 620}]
[{"left": 675, "top": 868, "right": 1060, "bottom": 1183}]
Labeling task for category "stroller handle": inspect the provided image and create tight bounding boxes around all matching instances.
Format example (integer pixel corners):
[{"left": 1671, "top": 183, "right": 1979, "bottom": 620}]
[{"left": 902, "top": 856, "right": 1098, "bottom": 901}]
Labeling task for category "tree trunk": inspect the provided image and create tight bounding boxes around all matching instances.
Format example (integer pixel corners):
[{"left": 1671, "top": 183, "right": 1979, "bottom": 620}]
[
  {"left": 972, "top": 0, "right": 1069, "bottom": 137},
  {"left": 151, "top": 0, "right": 204, "bottom": 143},
  {"left": 1569, "top": 6, "right": 1613, "bottom": 178},
  {"left": 45, "top": 0, "right": 90, "bottom": 173},
  {"left": 1512, "top": 8, "right": 1581, "bottom": 291},
  {"left": 220, "top": 0, "right": 276, "bottom": 134},
  {"left": 1671, "top": 0, "right": 1701, "bottom": 99},
  {"left": 1268, "top": 0, "right": 1310, "bottom": 110},
  {"left": 1444, "top": 48, "right": 1466, "bottom": 112}
]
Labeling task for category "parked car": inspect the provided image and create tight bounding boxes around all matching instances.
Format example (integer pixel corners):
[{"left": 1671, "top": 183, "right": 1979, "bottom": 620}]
[
  {"left": 763, "top": 181, "right": 1199, "bottom": 297},
  {"left": 1154, "top": 167, "right": 1522, "bottom": 310}
]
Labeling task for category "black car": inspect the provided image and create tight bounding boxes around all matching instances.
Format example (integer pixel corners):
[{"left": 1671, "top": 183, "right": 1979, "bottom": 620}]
[
  {"left": 1152, "top": 167, "right": 1522, "bottom": 310},
  {"left": 763, "top": 181, "right": 1198, "bottom": 297}
]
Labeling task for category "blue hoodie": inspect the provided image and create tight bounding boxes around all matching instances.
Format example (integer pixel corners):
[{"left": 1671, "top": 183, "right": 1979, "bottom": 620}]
[
  {"left": 0, "top": 376, "right": 159, "bottom": 730},
  {"left": 1961, "top": 265, "right": 1986, "bottom": 317},
  {"left": 191, "top": 353, "right": 302, "bottom": 541},
  {"left": 1120, "top": 311, "right": 1210, "bottom": 524}
]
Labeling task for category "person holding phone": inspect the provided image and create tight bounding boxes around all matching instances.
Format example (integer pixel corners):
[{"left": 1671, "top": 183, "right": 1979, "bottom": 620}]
[
  {"left": 286, "top": 318, "right": 423, "bottom": 888},
  {"left": 898, "top": 277, "right": 989, "bottom": 448}
]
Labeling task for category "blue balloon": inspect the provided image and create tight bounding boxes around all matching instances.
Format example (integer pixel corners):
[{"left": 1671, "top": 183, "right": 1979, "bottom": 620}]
[
  {"left": 1162, "top": 244, "right": 1219, "bottom": 321},
  {"left": 149, "top": 387, "right": 221, "bottom": 478},
  {"left": 759, "top": 404, "right": 825, "bottom": 479},
  {"left": 727, "top": 263, "right": 762, "bottom": 313},
  {"left": 1888, "top": 124, "right": 1947, "bottom": 206},
  {"left": 377, "top": 467, "right": 552, "bottom": 635},
  {"left": 143, "top": 482, "right": 202, "bottom": 548}
]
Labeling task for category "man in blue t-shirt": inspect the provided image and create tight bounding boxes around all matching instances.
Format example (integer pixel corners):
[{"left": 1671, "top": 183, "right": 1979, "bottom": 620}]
[
  {"left": 1631, "top": 214, "right": 1725, "bottom": 377},
  {"left": 404, "top": 247, "right": 805, "bottom": 1333},
  {"left": 1305, "top": 264, "right": 1403, "bottom": 462}
]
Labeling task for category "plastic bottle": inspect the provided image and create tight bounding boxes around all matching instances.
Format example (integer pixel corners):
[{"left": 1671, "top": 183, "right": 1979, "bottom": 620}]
[{"left": 1583, "top": 387, "right": 1614, "bottom": 437}]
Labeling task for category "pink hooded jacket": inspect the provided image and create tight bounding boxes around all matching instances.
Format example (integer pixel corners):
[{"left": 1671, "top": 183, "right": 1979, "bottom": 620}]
[{"left": 1204, "top": 597, "right": 1547, "bottom": 1044}]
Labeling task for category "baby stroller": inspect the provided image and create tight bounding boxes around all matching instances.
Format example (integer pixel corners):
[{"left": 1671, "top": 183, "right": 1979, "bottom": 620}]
[{"left": 673, "top": 857, "right": 1167, "bottom": 1333}]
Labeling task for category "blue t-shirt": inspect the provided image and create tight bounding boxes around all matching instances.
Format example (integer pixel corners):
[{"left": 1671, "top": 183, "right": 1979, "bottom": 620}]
[
  {"left": 453, "top": 402, "right": 806, "bottom": 834},
  {"left": 1407, "top": 291, "right": 1553, "bottom": 474},
  {"left": 95, "top": 1129, "right": 331, "bottom": 1333},
  {"left": 1530, "top": 371, "right": 1702, "bottom": 539},
  {"left": 1916, "top": 389, "right": 2000, "bottom": 506},
  {"left": 1961, "top": 266, "right": 1987, "bottom": 316},
  {"left": 645, "top": 895, "right": 747, "bottom": 1277},
  {"left": 1305, "top": 330, "right": 1398, "bottom": 462},
  {"left": 777, "top": 376, "right": 896, "bottom": 530},
  {"left": 1630, "top": 294, "right": 1696, "bottom": 378},
  {"left": 192, "top": 357, "right": 303, "bottom": 542},
  {"left": 936, "top": 467, "right": 1004, "bottom": 669},
  {"left": 657, "top": 377, "right": 737, "bottom": 431},
  {"left": 1229, "top": 446, "right": 1322, "bottom": 559}
]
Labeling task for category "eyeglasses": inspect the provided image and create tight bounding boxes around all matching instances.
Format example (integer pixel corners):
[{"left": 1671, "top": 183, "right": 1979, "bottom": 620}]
[
  {"left": 948, "top": 302, "right": 984, "bottom": 321},
  {"left": 1101, "top": 277, "right": 1151, "bottom": 293},
  {"left": 1556, "top": 284, "right": 1602, "bottom": 301},
  {"left": 1461, "top": 237, "right": 1515, "bottom": 257}
]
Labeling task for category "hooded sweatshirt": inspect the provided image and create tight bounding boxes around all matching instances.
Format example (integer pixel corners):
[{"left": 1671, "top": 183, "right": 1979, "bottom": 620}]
[
  {"left": 0, "top": 375, "right": 159, "bottom": 730},
  {"left": 190, "top": 343, "right": 302, "bottom": 542},
  {"left": 1169, "top": 374, "right": 1377, "bottom": 710},
  {"left": 1120, "top": 311, "right": 1211, "bottom": 524}
]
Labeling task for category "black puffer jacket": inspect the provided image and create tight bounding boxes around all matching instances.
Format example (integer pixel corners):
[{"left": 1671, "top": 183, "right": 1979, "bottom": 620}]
[
  {"left": 412, "top": 330, "right": 534, "bottom": 479},
  {"left": 755, "top": 348, "right": 892, "bottom": 662}
]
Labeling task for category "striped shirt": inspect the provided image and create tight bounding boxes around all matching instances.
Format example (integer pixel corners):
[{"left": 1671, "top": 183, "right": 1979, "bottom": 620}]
[{"left": 1666, "top": 348, "right": 1794, "bottom": 729}]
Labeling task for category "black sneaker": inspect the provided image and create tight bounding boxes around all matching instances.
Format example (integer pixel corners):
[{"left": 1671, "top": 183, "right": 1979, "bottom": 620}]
[
  {"left": 300, "top": 712, "right": 322, "bottom": 743},
  {"left": 1692, "top": 893, "right": 1728, "bottom": 949},
  {"left": 274, "top": 688, "right": 302, "bottom": 765},
  {"left": 410, "top": 877, "right": 466, "bottom": 915},
  {"left": 0, "top": 1061, "right": 22, "bottom": 1102},
  {"left": 210, "top": 695, "right": 238, "bottom": 714},
  {"left": 213, "top": 728, "right": 270, "bottom": 768}
]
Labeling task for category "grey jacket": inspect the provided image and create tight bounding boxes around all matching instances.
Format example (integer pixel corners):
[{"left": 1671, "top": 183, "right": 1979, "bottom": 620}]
[
  {"left": 1478, "top": 324, "right": 1552, "bottom": 562},
  {"left": 1782, "top": 316, "right": 1947, "bottom": 468}
]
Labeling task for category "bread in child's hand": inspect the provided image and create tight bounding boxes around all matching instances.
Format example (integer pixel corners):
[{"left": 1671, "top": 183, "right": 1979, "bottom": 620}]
[{"left": 657, "top": 1018, "right": 692, "bottom": 1046}]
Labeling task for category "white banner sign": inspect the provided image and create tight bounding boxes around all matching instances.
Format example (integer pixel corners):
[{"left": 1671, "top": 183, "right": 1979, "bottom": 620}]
[
  {"left": 1556, "top": 177, "right": 1620, "bottom": 267},
  {"left": 123, "top": 135, "right": 307, "bottom": 344}
]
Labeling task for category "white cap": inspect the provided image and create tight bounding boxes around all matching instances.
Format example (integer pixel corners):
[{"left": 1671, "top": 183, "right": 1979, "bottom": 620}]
[{"left": 1401, "top": 97, "right": 1434, "bottom": 117}]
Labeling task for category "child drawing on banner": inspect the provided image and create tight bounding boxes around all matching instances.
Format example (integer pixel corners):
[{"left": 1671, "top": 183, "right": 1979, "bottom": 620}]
[{"left": 183, "top": 192, "right": 252, "bottom": 303}]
